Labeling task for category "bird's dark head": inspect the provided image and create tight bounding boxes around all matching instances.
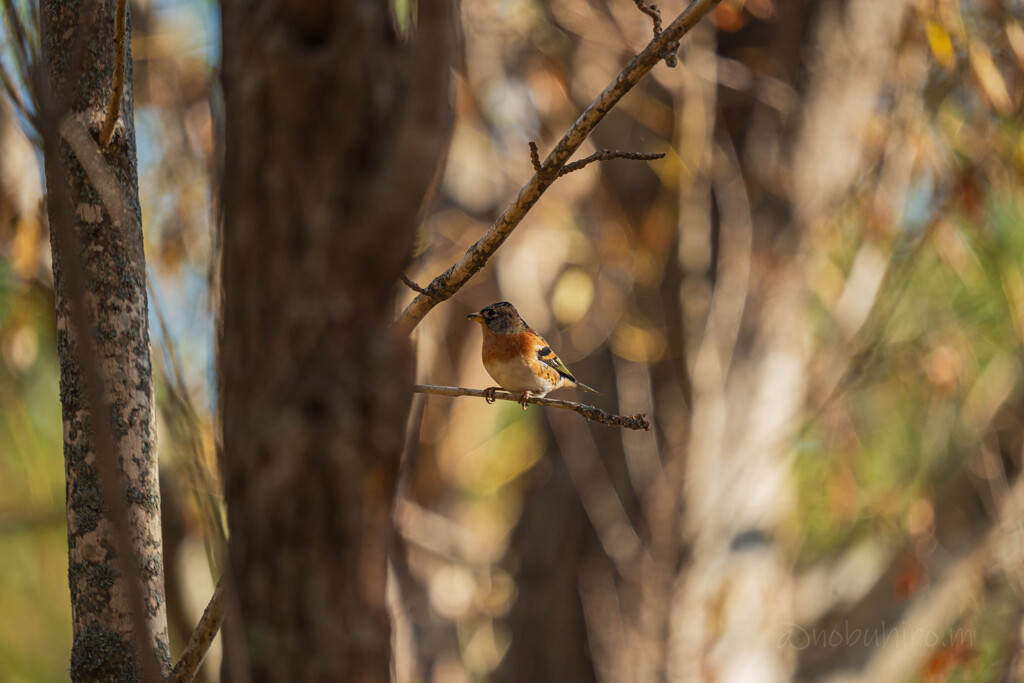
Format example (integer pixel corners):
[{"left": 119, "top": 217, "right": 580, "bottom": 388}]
[{"left": 466, "top": 301, "right": 527, "bottom": 333}]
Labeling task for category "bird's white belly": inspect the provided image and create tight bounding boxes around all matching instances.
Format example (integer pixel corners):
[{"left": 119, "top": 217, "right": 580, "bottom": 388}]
[{"left": 484, "top": 356, "right": 557, "bottom": 395}]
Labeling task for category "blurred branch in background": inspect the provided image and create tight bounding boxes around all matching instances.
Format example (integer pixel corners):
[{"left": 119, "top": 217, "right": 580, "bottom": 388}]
[{"left": 150, "top": 279, "right": 227, "bottom": 566}]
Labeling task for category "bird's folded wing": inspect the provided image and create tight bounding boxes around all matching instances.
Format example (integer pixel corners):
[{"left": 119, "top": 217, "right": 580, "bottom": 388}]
[{"left": 536, "top": 344, "right": 577, "bottom": 382}]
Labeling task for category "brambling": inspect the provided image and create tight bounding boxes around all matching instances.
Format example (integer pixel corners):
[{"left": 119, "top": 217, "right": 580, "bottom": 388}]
[{"left": 467, "top": 301, "right": 599, "bottom": 409}]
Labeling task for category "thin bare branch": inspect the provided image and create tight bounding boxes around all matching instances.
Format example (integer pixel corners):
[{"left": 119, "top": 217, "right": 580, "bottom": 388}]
[
  {"left": 632, "top": 0, "right": 680, "bottom": 67},
  {"left": 168, "top": 578, "right": 227, "bottom": 683},
  {"left": 530, "top": 142, "right": 664, "bottom": 178},
  {"left": 396, "top": 0, "right": 723, "bottom": 335},
  {"left": 529, "top": 140, "right": 543, "bottom": 172},
  {"left": 413, "top": 384, "right": 651, "bottom": 430},
  {"left": 633, "top": 0, "right": 663, "bottom": 37},
  {"left": 400, "top": 273, "right": 434, "bottom": 299},
  {"left": 558, "top": 148, "right": 665, "bottom": 177},
  {"left": 98, "top": 0, "right": 127, "bottom": 148}
]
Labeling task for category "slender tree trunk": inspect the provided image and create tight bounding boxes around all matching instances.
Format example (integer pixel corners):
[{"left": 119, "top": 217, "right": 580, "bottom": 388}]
[
  {"left": 217, "top": 0, "right": 455, "bottom": 679},
  {"left": 41, "top": 0, "right": 171, "bottom": 679}
]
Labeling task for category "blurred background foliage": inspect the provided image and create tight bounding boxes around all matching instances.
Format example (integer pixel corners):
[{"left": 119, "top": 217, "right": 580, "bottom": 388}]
[{"left": 2, "top": 0, "right": 1024, "bottom": 681}]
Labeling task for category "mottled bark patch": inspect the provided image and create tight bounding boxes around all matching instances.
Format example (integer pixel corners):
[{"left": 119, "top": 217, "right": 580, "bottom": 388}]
[{"left": 71, "top": 622, "right": 139, "bottom": 683}]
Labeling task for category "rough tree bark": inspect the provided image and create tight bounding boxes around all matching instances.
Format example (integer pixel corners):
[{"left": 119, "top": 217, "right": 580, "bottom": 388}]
[
  {"left": 40, "top": 0, "right": 171, "bottom": 678},
  {"left": 218, "top": 0, "right": 455, "bottom": 679}
]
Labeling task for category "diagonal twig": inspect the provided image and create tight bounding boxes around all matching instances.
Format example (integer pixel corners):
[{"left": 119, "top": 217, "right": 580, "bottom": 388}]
[
  {"left": 98, "top": 0, "right": 128, "bottom": 148},
  {"left": 413, "top": 384, "right": 651, "bottom": 430},
  {"left": 396, "top": 0, "right": 724, "bottom": 335},
  {"left": 168, "top": 578, "right": 227, "bottom": 683}
]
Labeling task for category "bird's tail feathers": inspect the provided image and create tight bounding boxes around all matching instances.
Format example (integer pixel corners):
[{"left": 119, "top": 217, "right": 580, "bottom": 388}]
[{"left": 574, "top": 381, "right": 600, "bottom": 395}]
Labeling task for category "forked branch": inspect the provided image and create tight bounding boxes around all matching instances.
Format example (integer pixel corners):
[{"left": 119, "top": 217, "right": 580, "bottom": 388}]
[
  {"left": 414, "top": 385, "right": 651, "bottom": 431},
  {"left": 400, "top": 273, "right": 435, "bottom": 298},
  {"left": 530, "top": 141, "right": 665, "bottom": 177},
  {"left": 396, "top": 0, "right": 723, "bottom": 335}
]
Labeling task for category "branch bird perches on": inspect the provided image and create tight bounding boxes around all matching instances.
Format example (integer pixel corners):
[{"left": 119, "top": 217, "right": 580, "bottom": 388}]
[{"left": 414, "top": 385, "right": 651, "bottom": 431}]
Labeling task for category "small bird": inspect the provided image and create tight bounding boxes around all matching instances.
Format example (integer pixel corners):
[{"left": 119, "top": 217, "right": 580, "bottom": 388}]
[{"left": 466, "top": 301, "right": 599, "bottom": 409}]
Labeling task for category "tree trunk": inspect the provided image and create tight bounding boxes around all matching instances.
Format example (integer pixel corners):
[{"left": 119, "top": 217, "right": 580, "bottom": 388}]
[
  {"left": 494, "top": 418, "right": 600, "bottom": 683},
  {"left": 41, "top": 0, "right": 171, "bottom": 679},
  {"left": 217, "top": 0, "right": 455, "bottom": 679}
]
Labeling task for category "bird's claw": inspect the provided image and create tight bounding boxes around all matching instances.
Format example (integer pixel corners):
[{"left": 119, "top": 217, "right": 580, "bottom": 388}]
[
  {"left": 519, "top": 391, "right": 531, "bottom": 410},
  {"left": 481, "top": 387, "right": 531, "bottom": 409}
]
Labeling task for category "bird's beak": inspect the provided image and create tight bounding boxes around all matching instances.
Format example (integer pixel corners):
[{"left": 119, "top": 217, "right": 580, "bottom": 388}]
[{"left": 466, "top": 312, "right": 485, "bottom": 323}]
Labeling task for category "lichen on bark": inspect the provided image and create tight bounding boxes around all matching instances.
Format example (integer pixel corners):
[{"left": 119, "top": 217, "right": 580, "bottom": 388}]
[{"left": 41, "top": 0, "right": 171, "bottom": 677}]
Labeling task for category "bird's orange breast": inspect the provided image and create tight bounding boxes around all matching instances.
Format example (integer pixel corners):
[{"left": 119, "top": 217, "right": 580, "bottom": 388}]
[{"left": 481, "top": 327, "right": 536, "bottom": 363}]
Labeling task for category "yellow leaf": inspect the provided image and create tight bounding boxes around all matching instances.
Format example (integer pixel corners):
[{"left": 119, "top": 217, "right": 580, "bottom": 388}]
[
  {"left": 969, "top": 43, "right": 1013, "bottom": 116},
  {"left": 925, "top": 20, "right": 956, "bottom": 70}
]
